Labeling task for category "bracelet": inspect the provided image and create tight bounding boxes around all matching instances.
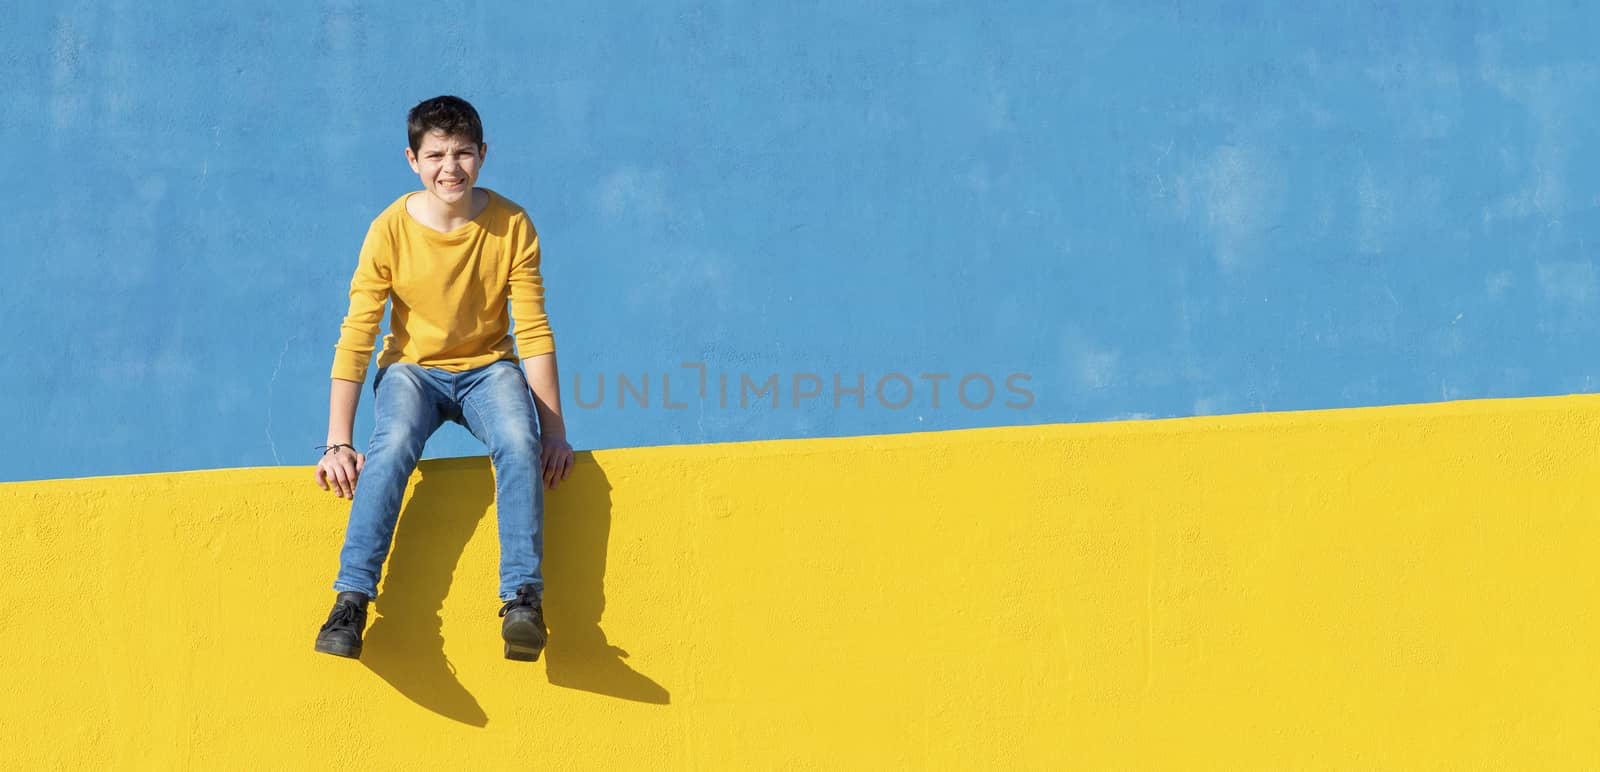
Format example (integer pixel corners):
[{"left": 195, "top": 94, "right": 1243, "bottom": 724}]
[{"left": 316, "top": 443, "right": 356, "bottom": 456}]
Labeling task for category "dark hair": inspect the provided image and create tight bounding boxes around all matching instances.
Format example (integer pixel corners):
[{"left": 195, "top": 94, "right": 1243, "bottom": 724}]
[{"left": 407, "top": 95, "right": 484, "bottom": 153}]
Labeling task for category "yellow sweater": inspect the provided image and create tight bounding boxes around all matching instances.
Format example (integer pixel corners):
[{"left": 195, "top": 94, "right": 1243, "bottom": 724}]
[{"left": 331, "top": 189, "right": 555, "bottom": 383}]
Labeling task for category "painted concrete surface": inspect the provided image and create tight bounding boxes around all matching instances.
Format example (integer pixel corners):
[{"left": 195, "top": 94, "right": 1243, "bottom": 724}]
[
  {"left": 5, "top": 395, "right": 1600, "bottom": 768},
  {"left": 8, "top": 4, "right": 1600, "bottom": 480}
]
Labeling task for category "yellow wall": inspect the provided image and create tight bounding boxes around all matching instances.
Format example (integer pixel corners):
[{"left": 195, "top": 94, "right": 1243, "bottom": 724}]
[{"left": 5, "top": 395, "right": 1600, "bottom": 769}]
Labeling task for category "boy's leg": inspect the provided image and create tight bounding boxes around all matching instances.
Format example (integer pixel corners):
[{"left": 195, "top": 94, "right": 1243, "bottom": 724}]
[
  {"left": 332, "top": 364, "right": 449, "bottom": 599},
  {"left": 457, "top": 360, "right": 544, "bottom": 602}
]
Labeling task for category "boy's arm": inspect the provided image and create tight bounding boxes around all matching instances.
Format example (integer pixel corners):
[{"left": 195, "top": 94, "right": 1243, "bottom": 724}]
[
  {"left": 326, "top": 377, "right": 362, "bottom": 446},
  {"left": 507, "top": 212, "right": 567, "bottom": 488},
  {"left": 318, "top": 221, "right": 389, "bottom": 496},
  {"left": 331, "top": 223, "right": 392, "bottom": 383},
  {"left": 315, "top": 378, "right": 365, "bottom": 498},
  {"left": 506, "top": 214, "right": 555, "bottom": 363},
  {"left": 522, "top": 352, "right": 573, "bottom": 489}
]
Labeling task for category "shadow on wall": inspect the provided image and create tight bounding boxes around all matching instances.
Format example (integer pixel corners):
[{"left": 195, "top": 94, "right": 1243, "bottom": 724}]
[{"left": 358, "top": 454, "right": 669, "bottom": 727}]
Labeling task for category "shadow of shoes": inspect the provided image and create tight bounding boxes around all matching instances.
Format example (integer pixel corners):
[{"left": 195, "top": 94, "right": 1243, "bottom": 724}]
[
  {"left": 544, "top": 622, "right": 670, "bottom": 704},
  {"left": 356, "top": 457, "right": 493, "bottom": 726},
  {"left": 361, "top": 611, "right": 489, "bottom": 727},
  {"left": 542, "top": 458, "right": 671, "bottom": 704}
]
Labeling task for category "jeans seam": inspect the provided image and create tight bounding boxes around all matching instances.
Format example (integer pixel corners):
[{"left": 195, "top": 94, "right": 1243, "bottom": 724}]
[{"left": 461, "top": 390, "right": 489, "bottom": 446}]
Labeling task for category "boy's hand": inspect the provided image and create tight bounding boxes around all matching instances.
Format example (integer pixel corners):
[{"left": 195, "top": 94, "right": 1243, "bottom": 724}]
[
  {"left": 315, "top": 446, "right": 366, "bottom": 499},
  {"left": 541, "top": 434, "right": 573, "bottom": 490}
]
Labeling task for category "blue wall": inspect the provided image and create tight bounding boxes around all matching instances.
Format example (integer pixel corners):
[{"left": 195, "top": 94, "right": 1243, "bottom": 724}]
[{"left": 5, "top": 1, "right": 1600, "bottom": 481}]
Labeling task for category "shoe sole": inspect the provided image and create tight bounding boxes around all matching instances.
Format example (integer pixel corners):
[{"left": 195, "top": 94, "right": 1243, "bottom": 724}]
[
  {"left": 315, "top": 639, "right": 362, "bottom": 659},
  {"left": 503, "top": 619, "right": 546, "bottom": 662}
]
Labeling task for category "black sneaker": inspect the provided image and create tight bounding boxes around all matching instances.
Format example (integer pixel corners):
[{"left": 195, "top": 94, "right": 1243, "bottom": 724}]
[
  {"left": 499, "top": 584, "right": 547, "bottom": 661},
  {"left": 314, "top": 591, "right": 369, "bottom": 659}
]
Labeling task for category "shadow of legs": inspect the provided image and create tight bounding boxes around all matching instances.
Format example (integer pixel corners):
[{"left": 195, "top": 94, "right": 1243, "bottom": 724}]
[
  {"left": 543, "top": 458, "right": 670, "bottom": 704},
  {"left": 362, "top": 458, "right": 494, "bottom": 726}
]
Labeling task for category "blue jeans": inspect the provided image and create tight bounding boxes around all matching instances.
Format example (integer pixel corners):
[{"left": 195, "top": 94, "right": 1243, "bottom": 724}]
[{"left": 332, "top": 359, "right": 543, "bottom": 602}]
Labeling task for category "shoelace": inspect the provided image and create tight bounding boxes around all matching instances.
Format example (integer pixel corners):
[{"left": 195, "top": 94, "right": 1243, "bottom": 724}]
[
  {"left": 320, "top": 601, "right": 364, "bottom": 633},
  {"left": 498, "top": 586, "right": 539, "bottom": 618}
]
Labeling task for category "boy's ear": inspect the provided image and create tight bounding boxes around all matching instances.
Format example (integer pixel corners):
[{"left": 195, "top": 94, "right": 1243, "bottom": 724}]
[
  {"left": 404, "top": 146, "right": 420, "bottom": 173},
  {"left": 480, "top": 142, "right": 488, "bottom": 161}
]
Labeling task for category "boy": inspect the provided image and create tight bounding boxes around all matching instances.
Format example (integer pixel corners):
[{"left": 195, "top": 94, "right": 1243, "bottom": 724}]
[{"left": 311, "top": 95, "right": 573, "bottom": 662}]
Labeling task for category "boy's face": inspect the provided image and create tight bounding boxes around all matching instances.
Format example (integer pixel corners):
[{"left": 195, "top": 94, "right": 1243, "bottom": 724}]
[{"left": 405, "top": 129, "right": 486, "bottom": 208}]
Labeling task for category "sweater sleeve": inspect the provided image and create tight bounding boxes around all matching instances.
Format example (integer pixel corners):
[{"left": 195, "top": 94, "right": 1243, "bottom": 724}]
[
  {"left": 507, "top": 212, "right": 556, "bottom": 358},
  {"left": 330, "top": 223, "right": 392, "bottom": 382}
]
